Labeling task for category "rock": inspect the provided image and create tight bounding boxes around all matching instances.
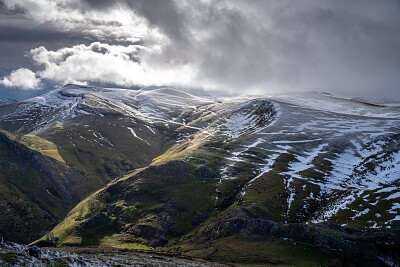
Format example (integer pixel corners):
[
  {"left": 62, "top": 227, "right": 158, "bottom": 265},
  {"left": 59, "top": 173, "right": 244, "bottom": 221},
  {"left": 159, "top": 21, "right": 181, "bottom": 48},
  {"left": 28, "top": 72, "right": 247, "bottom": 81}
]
[
  {"left": 147, "top": 161, "right": 188, "bottom": 176},
  {"left": 329, "top": 259, "right": 343, "bottom": 267},
  {"left": 28, "top": 245, "right": 42, "bottom": 258},
  {"left": 149, "top": 238, "right": 167, "bottom": 247},
  {"left": 194, "top": 166, "right": 217, "bottom": 180}
]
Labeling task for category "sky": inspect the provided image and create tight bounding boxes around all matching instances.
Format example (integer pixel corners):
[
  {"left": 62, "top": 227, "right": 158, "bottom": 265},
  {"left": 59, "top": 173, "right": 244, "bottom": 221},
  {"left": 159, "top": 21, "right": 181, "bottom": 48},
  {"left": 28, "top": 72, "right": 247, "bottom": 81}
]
[{"left": 0, "top": 0, "right": 399, "bottom": 101}]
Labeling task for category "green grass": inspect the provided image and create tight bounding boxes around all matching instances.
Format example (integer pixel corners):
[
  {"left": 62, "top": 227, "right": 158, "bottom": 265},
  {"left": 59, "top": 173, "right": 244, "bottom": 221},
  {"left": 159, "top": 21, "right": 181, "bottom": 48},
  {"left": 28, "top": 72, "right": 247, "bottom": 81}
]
[
  {"left": 19, "top": 134, "right": 65, "bottom": 162},
  {"left": 332, "top": 189, "right": 400, "bottom": 228},
  {"left": 177, "top": 236, "right": 332, "bottom": 267},
  {"left": 0, "top": 130, "right": 65, "bottom": 162},
  {"left": 38, "top": 157, "right": 219, "bottom": 247},
  {"left": 100, "top": 234, "right": 152, "bottom": 250},
  {"left": 42, "top": 119, "right": 175, "bottom": 184},
  {"left": 35, "top": 188, "right": 105, "bottom": 246},
  {"left": 243, "top": 172, "right": 287, "bottom": 221},
  {"left": 0, "top": 252, "right": 18, "bottom": 265}
]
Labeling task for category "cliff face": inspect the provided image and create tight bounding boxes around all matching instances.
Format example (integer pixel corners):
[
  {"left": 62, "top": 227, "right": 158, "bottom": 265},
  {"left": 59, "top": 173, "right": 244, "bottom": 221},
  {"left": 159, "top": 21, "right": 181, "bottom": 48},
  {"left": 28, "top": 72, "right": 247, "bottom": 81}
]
[{"left": 0, "top": 132, "right": 91, "bottom": 243}]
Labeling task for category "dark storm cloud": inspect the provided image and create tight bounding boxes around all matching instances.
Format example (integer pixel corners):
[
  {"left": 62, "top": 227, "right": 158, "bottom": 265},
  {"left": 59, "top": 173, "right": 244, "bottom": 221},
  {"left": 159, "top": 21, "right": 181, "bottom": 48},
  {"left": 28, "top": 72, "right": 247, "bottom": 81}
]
[
  {"left": 0, "top": 24, "right": 90, "bottom": 43},
  {"left": 125, "top": 0, "right": 186, "bottom": 43},
  {"left": 0, "top": 1, "right": 23, "bottom": 15},
  {"left": 0, "top": 21, "right": 98, "bottom": 71},
  {"left": 80, "top": 0, "right": 187, "bottom": 43},
  {"left": 78, "top": 0, "right": 400, "bottom": 98},
  {"left": 78, "top": 0, "right": 115, "bottom": 10}
]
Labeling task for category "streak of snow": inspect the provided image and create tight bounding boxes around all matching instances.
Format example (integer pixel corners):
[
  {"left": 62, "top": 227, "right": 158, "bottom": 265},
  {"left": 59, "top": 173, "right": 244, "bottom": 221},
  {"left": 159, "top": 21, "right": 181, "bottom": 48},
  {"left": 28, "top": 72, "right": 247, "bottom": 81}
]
[
  {"left": 127, "top": 126, "right": 151, "bottom": 146},
  {"left": 225, "top": 112, "right": 254, "bottom": 138},
  {"left": 312, "top": 193, "right": 356, "bottom": 223}
]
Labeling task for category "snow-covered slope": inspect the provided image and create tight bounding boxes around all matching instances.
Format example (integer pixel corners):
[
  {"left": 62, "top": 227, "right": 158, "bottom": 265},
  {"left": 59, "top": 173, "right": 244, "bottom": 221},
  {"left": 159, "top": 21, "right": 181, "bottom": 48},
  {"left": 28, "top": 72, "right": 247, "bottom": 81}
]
[
  {"left": 273, "top": 91, "right": 400, "bottom": 118},
  {"left": 0, "top": 85, "right": 220, "bottom": 134},
  {"left": 213, "top": 92, "right": 400, "bottom": 227}
]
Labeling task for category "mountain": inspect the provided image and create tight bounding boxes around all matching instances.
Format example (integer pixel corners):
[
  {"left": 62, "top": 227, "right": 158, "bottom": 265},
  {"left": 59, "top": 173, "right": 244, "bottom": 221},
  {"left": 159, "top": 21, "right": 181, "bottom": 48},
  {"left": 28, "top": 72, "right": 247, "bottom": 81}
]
[
  {"left": 0, "top": 84, "right": 212, "bottom": 181},
  {"left": 0, "top": 98, "right": 15, "bottom": 107},
  {"left": 0, "top": 130, "right": 91, "bottom": 243},
  {"left": 0, "top": 84, "right": 219, "bottom": 243},
  {"left": 351, "top": 96, "right": 400, "bottom": 108},
  {"left": 0, "top": 85, "right": 399, "bottom": 266}
]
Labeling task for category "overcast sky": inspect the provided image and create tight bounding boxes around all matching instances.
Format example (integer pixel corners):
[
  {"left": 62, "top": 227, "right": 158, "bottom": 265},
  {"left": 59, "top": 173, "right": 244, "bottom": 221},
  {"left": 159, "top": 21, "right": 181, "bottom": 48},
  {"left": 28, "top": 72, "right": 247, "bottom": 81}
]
[{"left": 0, "top": 0, "right": 399, "bottom": 100}]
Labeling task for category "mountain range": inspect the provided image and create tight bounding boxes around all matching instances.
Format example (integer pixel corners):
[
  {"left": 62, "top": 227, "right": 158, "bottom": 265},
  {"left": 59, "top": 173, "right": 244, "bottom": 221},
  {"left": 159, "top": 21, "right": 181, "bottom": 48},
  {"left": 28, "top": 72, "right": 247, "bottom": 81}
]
[{"left": 0, "top": 84, "right": 399, "bottom": 266}]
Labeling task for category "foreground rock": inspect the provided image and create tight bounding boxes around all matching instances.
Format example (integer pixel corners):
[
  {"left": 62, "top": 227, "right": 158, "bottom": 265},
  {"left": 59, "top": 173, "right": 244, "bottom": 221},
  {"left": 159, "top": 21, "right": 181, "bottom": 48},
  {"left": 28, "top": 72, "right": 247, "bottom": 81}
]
[{"left": 0, "top": 238, "right": 227, "bottom": 267}]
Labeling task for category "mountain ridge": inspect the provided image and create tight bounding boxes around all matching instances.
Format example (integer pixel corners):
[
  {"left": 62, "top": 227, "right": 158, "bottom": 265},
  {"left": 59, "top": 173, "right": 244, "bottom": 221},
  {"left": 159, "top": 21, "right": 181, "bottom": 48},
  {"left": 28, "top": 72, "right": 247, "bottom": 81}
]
[{"left": 0, "top": 85, "right": 399, "bottom": 266}]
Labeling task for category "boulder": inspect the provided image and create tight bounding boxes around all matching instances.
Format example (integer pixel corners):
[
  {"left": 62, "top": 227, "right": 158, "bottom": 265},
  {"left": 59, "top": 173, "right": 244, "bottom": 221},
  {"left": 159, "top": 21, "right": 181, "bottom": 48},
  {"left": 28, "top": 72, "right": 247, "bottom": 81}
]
[{"left": 27, "top": 245, "right": 42, "bottom": 258}]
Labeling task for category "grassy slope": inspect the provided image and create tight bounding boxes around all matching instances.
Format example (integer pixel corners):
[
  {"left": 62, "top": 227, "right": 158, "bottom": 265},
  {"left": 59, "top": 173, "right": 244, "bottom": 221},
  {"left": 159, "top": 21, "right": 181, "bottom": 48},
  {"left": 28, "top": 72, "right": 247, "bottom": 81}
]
[
  {"left": 0, "top": 131, "right": 80, "bottom": 243},
  {"left": 178, "top": 236, "right": 331, "bottom": 267},
  {"left": 39, "top": 115, "right": 175, "bottom": 185},
  {"left": 36, "top": 130, "right": 400, "bottom": 266},
  {"left": 34, "top": 137, "right": 337, "bottom": 266},
  {"left": 0, "top": 130, "right": 64, "bottom": 163},
  {"left": 0, "top": 99, "right": 181, "bottom": 245},
  {"left": 36, "top": 160, "right": 217, "bottom": 246}
]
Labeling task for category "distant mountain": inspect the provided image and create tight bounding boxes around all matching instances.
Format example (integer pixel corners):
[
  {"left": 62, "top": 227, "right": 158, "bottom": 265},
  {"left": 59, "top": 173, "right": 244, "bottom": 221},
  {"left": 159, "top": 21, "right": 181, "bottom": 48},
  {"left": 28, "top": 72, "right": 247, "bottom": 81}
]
[
  {"left": 0, "top": 85, "right": 399, "bottom": 266},
  {"left": 351, "top": 96, "right": 400, "bottom": 108},
  {"left": 0, "top": 98, "right": 15, "bottom": 106}
]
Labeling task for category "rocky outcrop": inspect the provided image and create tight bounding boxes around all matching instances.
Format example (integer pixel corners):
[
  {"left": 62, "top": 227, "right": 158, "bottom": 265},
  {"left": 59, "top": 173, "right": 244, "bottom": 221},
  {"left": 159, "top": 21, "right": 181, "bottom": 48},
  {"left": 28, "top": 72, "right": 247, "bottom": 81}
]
[
  {"left": 190, "top": 207, "right": 400, "bottom": 266},
  {"left": 27, "top": 246, "right": 42, "bottom": 258},
  {"left": 0, "top": 237, "right": 227, "bottom": 267}
]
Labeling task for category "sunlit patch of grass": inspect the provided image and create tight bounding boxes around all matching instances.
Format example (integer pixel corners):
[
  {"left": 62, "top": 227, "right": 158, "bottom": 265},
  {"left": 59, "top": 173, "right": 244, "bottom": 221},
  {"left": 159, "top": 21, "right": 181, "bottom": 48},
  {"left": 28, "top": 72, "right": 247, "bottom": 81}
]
[
  {"left": 34, "top": 188, "right": 106, "bottom": 246},
  {"left": 0, "top": 130, "right": 65, "bottom": 162},
  {"left": 178, "top": 236, "right": 332, "bottom": 267},
  {"left": 100, "top": 234, "right": 152, "bottom": 251}
]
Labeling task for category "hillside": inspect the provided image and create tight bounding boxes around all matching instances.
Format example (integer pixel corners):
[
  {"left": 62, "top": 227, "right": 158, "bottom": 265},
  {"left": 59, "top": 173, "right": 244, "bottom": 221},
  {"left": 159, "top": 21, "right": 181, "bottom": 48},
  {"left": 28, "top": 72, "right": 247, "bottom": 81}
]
[
  {"left": 0, "top": 98, "right": 15, "bottom": 107},
  {"left": 0, "top": 85, "right": 399, "bottom": 266},
  {"left": 0, "top": 131, "right": 91, "bottom": 243}
]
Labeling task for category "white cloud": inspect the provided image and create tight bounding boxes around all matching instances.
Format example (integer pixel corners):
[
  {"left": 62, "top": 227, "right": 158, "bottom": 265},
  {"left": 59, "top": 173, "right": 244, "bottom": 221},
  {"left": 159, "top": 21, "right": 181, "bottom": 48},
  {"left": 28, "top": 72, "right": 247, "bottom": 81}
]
[
  {"left": 0, "top": 68, "right": 41, "bottom": 90},
  {"left": 30, "top": 42, "right": 195, "bottom": 87}
]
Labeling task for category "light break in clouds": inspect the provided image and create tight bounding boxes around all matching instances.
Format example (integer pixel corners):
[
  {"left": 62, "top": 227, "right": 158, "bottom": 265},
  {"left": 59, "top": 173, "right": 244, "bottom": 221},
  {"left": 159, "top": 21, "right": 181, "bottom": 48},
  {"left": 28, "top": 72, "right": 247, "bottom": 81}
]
[{"left": 0, "top": 0, "right": 399, "bottom": 100}]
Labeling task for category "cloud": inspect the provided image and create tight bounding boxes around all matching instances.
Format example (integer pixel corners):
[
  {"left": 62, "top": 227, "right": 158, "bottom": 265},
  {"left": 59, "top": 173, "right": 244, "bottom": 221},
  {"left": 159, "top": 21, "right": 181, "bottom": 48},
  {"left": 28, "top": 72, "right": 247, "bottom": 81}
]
[
  {"left": 0, "top": 68, "right": 41, "bottom": 89},
  {"left": 1, "top": 0, "right": 400, "bottom": 100},
  {"left": 54, "top": 0, "right": 400, "bottom": 98},
  {"left": 0, "top": 0, "right": 152, "bottom": 42},
  {"left": 29, "top": 42, "right": 195, "bottom": 87}
]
